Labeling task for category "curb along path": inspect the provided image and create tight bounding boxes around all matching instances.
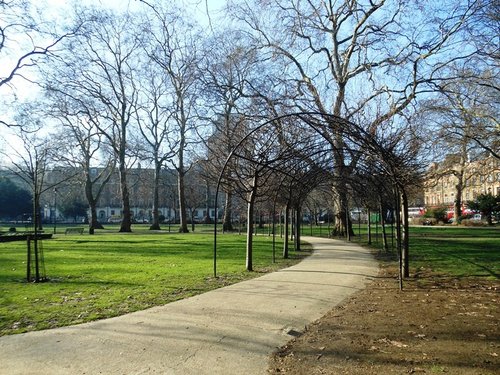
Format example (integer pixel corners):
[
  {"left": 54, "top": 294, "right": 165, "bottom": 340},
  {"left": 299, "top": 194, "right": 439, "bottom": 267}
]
[{"left": 0, "top": 237, "right": 378, "bottom": 375}]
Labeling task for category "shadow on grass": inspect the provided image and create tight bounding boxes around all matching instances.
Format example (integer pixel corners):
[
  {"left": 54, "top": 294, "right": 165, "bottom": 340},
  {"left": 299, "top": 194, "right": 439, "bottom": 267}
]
[
  {"left": 412, "top": 237, "right": 499, "bottom": 278},
  {"left": 431, "top": 249, "right": 499, "bottom": 278}
]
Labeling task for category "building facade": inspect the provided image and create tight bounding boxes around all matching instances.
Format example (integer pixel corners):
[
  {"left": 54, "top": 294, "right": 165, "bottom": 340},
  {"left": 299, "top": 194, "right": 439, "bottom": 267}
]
[{"left": 424, "top": 155, "right": 500, "bottom": 209}]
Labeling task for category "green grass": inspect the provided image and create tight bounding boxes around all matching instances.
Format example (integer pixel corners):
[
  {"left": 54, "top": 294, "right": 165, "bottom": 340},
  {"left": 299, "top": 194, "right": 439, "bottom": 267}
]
[
  {"left": 278, "top": 222, "right": 497, "bottom": 278},
  {"left": 2, "top": 222, "right": 497, "bottom": 336},
  {"left": 345, "top": 225, "right": 500, "bottom": 279},
  {"left": 403, "top": 226, "right": 499, "bottom": 278},
  {"left": 0, "top": 230, "right": 309, "bottom": 336},
  {"left": 300, "top": 222, "right": 499, "bottom": 278}
]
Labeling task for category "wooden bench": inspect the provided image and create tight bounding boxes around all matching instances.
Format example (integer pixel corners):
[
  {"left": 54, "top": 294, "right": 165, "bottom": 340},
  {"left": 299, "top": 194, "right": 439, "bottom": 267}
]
[{"left": 65, "top": 227, "right": 85, "bottom": 235}]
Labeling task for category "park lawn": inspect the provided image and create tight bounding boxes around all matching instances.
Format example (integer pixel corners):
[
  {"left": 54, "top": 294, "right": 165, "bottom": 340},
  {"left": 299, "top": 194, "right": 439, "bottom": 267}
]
[
  {"left": 0, "top": 230, "right": 308, "bottom": 336},
  {"left": 355, "top": 225, "right": 500, "bottom": 278},
  {"left": 405, "top": 226, "right": 500, "bottom": 278},
  {"left": 301, "top": 223, "right": 499, "bottom": 278}
]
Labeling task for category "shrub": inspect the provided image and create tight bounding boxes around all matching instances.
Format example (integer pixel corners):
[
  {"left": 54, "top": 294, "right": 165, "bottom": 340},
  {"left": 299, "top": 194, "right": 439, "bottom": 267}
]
[
  {"left": 424, "top": 206, "right": 447, "bottom": 223},
  {"left": 461, "top": 219, "right": 486, "bottom": 227}
]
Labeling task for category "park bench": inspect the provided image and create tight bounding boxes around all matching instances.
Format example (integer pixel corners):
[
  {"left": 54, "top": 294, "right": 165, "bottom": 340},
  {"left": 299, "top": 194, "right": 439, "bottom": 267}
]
[{"left": 65, "top": 227, "right": 85, "bottom": 235}]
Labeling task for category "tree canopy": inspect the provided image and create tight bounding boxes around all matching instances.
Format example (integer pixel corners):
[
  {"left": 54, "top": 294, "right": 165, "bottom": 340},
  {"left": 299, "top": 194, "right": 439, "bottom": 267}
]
[{"left": 0, "top": 176, "right": 32, "bottom": 219}]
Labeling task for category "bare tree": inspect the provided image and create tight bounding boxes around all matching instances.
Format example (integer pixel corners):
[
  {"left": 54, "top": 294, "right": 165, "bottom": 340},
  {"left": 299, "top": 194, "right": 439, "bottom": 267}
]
[
  {"left": 438, "top": 73, "right": 499, "bottom": 160},
  {"left": 0, "top": 105, "right": 74, "bottom": 281},
  {"left": 224, "top": 122, "right": 280, "bottom": 271},
  {"left": 465, "top": 0, "right": 499, "bottom": 66},
  {"left": 49, "top": 8, "right": 143, "bottom": 232},
  {"left": 47, "top": 97, "right": 116, "bottom": 234},
  {"left": 228, "top": 0, "right": 479, "bottom": 236},
  {"left": 143, "top": 2, "right": 203, "bottom": 233},
  {"left": 135, "top": 61, "right": 177, "bottom": 230},
  {"left": 0, "top": 0, "right": 79, "bottom": 127},
  {"left": 419, "top": 58, "right": 499, "bottom": 223},
  {"left": 184, "top": 163, "right": 208, "bottom": 232},
  {"left": 199, "top": 30, "right": 260, "bottom": 232}
]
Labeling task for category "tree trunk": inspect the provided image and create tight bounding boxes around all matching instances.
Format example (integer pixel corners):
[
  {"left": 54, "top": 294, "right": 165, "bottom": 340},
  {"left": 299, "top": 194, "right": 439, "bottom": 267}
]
[
  {"left": 118, "top": 161, "right": 132, "bottom": 232},
  {"left": 379, "top": 200, "right": 389, "bottom": 252},
  {"left": 401, "top": 188, "right": 410, "bottom": 278},
  {"left": 118, "top": 116, "right": 132, "bottom": 233},
  {"left": 367, "top": 208, "right": 372, "bottom": 245},
  {"left": 294, "top": 205, "right": 301, "bottom": 251},
  {"left": 33, "top": 192, "right": 41, "bottom": 282},
  {"left": 454, "top": 125, "right": 470, "bottom": 224},
  {"left": 330, "top": 83, "right": 354, "bottom": 238},
  {"left": 246, "top": 176, "right": 258, "bottom": 271},
  {"left": 453, "top": 163, "right": 465, "bottom": 225},
  {"left": 150, "top": 161, "right": 161, "bottom": 230},
  {"left": 394, "top": 189, "right": 403, "bottom": 290},
  {"left": 203, "top": 181, "right": 212, "bottom": 224},
  {"left": 177, "top": 166, "right": 189, "bottom": 233},
  {"left": 332, "top": 187, "right": 354, "bottom": 237},
  {"left": 88, "top": 204, "right": 103, "bottom": 234},
  {"left": 85, "top": 174, "right": 103, "bottom": 235},
  {"left": 223, "top": 190, "right": 233, "bottom": 231},
  {"left": 283, "top": 203, "right": 290, "bottom": 259}
]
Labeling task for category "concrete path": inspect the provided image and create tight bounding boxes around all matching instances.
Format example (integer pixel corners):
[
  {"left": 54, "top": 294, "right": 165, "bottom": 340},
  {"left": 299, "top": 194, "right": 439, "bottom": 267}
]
[{"left": 0, "top": 237, "right": 378, "bottom": 375}]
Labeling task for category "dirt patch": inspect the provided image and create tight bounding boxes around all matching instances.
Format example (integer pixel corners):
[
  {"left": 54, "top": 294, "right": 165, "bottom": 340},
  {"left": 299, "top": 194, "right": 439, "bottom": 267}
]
[{"left": 269, "top": 257, "right": 499, "bottom": 374}]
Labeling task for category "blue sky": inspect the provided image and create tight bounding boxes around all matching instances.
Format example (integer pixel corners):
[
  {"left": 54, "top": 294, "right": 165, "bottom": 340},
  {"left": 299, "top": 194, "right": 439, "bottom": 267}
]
[{"left": 0, "top": 0, "right": 227, "bottom": 157}]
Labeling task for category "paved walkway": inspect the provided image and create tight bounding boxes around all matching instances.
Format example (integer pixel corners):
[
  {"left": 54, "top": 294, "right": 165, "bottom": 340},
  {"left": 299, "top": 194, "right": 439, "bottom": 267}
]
[{"left": 0, "top": 237, "right": 378, "bottom": 375}]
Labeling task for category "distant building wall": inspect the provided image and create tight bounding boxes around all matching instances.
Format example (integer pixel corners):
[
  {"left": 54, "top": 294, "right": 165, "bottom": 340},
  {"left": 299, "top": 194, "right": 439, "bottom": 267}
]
[{"left": 424, "top": 156, "right": 500, "bottom": 208}]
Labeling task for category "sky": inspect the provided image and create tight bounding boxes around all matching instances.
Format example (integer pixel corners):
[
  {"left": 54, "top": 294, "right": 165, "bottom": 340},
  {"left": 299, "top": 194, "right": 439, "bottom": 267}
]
[
  {"left": 1, "top": 0, "right": 225, "bottom": 89},
  {"left": 0, "top": 0, "right": 227, "bottom": 160}
]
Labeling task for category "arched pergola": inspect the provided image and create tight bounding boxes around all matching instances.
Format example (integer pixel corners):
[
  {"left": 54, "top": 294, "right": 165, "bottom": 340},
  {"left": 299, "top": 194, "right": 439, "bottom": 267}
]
[{"left": 212, "top": 112, "right": 421, "bottom": 289}]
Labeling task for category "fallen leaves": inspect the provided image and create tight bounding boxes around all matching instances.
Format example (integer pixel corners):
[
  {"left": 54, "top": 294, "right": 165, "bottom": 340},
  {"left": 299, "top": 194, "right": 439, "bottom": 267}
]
[
  {"left": 377, "top": 338, "right": 409, "bottom": 348},
  {"left": 269, "top": 269, "right": 499, "bottom": 375}
]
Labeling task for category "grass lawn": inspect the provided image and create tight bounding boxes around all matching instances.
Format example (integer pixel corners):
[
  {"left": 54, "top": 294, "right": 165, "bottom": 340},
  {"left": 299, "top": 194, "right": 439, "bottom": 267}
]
[
  {"left": 403, "top": 226, "right": 500, "bottom": 278},
  {"left": 1, "top": 222, "right": 497, "bottom": 337},
  {"left": 0, "top": 229, "right": 308, "bottom": 336},
  {"left": 347, "top": 225, "right": 500, "bottom": 278},
  {"left": 300, "top": 222, "right": 499, "bottom": 278}
]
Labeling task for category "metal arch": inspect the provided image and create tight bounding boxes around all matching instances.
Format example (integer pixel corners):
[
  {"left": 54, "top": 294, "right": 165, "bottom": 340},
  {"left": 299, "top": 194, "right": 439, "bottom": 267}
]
[{"left": 212, "top": 111, "right": 354, "bottom": 277}]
